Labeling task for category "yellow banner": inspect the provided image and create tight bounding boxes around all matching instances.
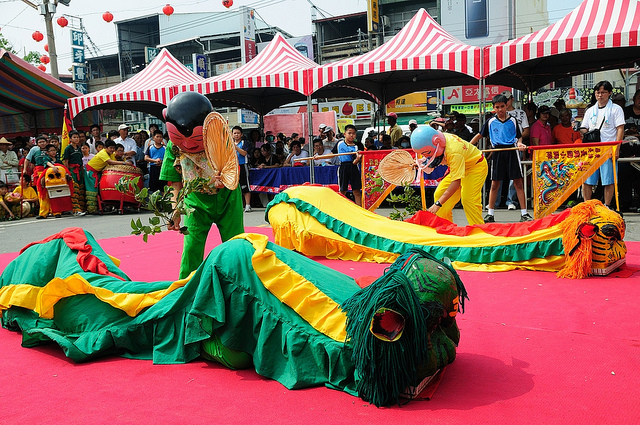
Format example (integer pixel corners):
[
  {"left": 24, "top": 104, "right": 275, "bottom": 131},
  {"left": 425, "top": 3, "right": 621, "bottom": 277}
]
[{"left": 532, "top": 142, "right": 619, "bottom": 218}]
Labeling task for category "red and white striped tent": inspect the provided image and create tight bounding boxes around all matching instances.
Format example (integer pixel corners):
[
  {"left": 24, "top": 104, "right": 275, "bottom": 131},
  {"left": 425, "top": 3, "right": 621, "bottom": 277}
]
[
  {"left": 179, "top": 34, "right": 320, "bottom": 115},
  {"left": 311, "top": 8, "right": 482, "bottom": 103},
  {"left": 484, "top": 0, "right": 640, "bottom": 91},
  {"left": 67, "top": 48, "right": 204, "bottom": 119}
]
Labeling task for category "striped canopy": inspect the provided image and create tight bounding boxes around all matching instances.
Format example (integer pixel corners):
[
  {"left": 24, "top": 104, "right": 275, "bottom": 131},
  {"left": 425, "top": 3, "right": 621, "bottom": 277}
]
[
  {"left": 0, "top": 49, "right": 81, "bottom": 136},
  {"left": 311, "top": 8, "right": 482, "bottom": 103},
  {"left": 484, "top": 0, "right": 640, "bottom": 91},
  {"left": 68, "top": 48, "right": 203, "bottom": 119},
  {"left": 179, "top": 33, "right": 318, "bottom": 115}
]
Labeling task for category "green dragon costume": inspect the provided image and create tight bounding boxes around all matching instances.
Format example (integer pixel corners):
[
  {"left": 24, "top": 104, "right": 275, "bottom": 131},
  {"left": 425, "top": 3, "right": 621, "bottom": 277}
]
[{"left": 0, "top": 227, "right": 467, "bottom": 407}]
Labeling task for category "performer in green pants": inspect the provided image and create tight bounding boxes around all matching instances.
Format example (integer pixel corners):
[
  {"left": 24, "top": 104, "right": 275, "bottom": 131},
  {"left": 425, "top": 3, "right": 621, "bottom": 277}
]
[{"left": 160, "top": 92, "right": 244, "bottom": 279}]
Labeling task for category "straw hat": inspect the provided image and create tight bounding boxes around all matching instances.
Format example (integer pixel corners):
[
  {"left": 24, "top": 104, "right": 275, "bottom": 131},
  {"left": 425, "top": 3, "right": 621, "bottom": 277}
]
[{"left": 0, "top": 137, "right": 12, "bottom": 145}]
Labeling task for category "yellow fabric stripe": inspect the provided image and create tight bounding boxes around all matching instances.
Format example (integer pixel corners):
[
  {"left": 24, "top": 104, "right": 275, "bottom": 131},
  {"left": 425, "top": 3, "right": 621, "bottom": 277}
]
[
  {"left": 232, "top": 233, "right": 348, "bottom": 342},
  {"left": 0, "top": 273, "right": 191, "bottom": 319},
  {"left": 452, "top": 255, "right": 565, "bottom": 272},
  {"left": 269, "top": 202, "right": 399, "bottom": 263},
  {"left": 281, "top": 186, "right": 563, "bottom": 247}
]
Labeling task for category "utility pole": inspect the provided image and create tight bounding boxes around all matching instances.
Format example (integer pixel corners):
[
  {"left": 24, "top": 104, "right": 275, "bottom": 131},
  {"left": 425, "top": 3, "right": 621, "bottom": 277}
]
[{"left": 21, "top": 0, "right": 70, "bottom": 80}]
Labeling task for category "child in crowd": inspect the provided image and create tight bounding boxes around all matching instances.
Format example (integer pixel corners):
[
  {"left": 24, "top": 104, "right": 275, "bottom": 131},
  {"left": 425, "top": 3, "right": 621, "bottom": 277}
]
[
  {"left": 232, "top": 125, "right": 252, "bottom": 212},
  {"left": 81, "top": 143, "right": 95, "bottom": 167},
  {"left": 63, "top": 130, "right": 87, "bottom": 216},
  {"left": 85, "top": 140, "right": 130, "bottom": 214},
  {"left": 336, "top": 124, "right": 362, "bottom": 206},
  {"left": 471, "top": 94, "right": 532, "bottom": 223},
  {"left": 13, "top": 174, "right": 38, "bottom": 216},
  {"left": 144, "top": 130, "right": 166, "bottom": 194},
  {"left": 95, "top": 140, "right": 105, "bottom": 152},
  {"left": 0, "top": 182, "right": 17, "bottom": 220}
]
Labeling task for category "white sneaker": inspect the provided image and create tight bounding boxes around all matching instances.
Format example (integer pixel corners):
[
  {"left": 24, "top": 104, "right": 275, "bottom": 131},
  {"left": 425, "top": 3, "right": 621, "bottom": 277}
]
[
  {"left": 244, "top": 205, "right": 252, "bottom": 212},
  {"left": 507, "top": 204, "right": 516, "bottom": 210},
  {"left": 73, "top": 211, "right": 87, "bottom": 217}
]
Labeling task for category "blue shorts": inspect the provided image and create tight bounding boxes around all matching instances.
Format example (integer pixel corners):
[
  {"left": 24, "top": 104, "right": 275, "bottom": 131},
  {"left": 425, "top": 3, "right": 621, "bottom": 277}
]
[{"left": 585, "top": 158, "right": 616, "bottom": 186}]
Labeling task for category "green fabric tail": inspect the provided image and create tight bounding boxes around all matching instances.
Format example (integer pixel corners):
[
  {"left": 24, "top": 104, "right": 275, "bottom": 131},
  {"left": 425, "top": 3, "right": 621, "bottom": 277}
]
[{"left": 341, "top": 269, "right": 429, "bottom": 407}]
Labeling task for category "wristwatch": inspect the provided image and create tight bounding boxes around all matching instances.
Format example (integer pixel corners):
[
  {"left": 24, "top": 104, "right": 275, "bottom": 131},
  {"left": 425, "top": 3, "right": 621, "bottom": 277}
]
[{"left": 435, "top": 200, "right": 442, "bottom": 207}]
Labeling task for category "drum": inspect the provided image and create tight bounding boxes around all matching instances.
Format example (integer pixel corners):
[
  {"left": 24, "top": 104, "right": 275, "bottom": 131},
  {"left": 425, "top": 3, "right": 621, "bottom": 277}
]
[{"left": 100, "top": 165, "right": 144, "bottom": 204}]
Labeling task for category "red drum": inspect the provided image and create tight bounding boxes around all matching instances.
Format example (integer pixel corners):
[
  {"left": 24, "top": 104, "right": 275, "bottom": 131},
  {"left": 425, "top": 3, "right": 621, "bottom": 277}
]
[{"left": 100, "top": 165, "right": 144, "bottom": 204}]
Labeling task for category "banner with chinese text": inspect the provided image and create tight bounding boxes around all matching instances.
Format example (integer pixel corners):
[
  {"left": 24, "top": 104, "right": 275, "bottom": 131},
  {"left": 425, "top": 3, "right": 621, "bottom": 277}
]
[{"left": 531, "top": 142, "right": 620, "bottom": 218}]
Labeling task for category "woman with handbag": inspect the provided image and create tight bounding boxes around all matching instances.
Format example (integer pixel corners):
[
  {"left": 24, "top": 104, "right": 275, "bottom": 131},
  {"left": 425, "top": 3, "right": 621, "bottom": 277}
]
[{"left": 579, "top": 81, "right": 625, "bottom": 208}]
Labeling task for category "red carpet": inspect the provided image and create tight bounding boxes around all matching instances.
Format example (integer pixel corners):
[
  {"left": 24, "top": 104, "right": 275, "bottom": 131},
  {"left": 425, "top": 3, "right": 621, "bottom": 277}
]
[{"left": 1, "top": 229, "right": 639, "bottom": 424}]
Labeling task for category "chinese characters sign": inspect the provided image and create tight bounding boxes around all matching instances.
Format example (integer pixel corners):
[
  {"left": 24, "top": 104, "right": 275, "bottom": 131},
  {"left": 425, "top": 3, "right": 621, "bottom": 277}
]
[{"left": 443, "top": 85, "right": 512, "bottom": 104}]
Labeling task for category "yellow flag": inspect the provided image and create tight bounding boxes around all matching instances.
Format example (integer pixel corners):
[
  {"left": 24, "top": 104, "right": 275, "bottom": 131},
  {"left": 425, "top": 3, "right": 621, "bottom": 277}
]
[
  {"left": 60, "top": 108, "right": 72, "bottom": 153},
  {"left": 531, "top": 142, "right": 620, "bottom": 218}
]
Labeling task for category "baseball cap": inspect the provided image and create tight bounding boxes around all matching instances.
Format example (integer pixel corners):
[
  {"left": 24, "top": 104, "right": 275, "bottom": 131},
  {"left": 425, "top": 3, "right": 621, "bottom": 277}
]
[
  {"left": 386, "top": 112, "right": 398, "bottom": 119},
  {"left": 318, "top": 123, "right": 326, "bottom": 130},
  {"left": 323, "top": 126, "right": 334, "bottom": 134},
  {"left": 501, "top": 90, "right": 513, "bottom": 99},
  {"left": 408, "top": 119, "right": 418, "bottom": 126},
  {"left": 118, "top": 124, "right": 129, "bottom": 130}
]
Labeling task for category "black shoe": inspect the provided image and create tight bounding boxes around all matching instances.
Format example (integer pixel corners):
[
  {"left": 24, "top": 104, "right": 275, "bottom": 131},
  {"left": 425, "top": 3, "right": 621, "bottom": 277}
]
[
  {"left": 483, "top": 214, "right": 495, "bottom": 223},
  {"left": 54, "top": 214, "right": 62, "bottom": 218},
  {"left": 36, "top": 215, "right": 46, "bottom": 219},
  {"left": 520, "top": 213, "right": 534, "bottom": 222}
]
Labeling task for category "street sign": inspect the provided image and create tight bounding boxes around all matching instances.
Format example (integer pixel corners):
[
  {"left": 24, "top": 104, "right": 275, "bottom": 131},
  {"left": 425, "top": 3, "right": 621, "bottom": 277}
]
[
  {"left": 71, "top": 30, "right": 84, "bottom": 47},
  {"left": 193, "top": 54, "right": 207, "bottom": 78},
  {"left": 72, "top": 47, "right": 84, "bottom": 64},
  {"left": 74, "top": 82, "right": 87, "bottom": 94},
  {"left": 73, "top": 65, "right": 86, "bottom": 81},
  {"left": 145, "top": 47, "right": 160, "bottom": 64}
]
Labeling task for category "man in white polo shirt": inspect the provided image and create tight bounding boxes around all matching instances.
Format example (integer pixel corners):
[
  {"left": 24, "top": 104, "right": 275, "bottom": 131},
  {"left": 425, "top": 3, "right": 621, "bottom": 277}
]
[{"left": 114, "top": 124, "right": 137, "bottom": 166}]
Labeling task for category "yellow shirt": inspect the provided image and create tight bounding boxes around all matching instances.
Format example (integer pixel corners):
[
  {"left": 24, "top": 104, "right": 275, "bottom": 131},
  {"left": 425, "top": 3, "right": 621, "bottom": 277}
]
[
  {"left": 87, "top": 150, "right": 115, "bottom": 172},
  {"left": 442, "top": 133, "right": 483, "bottom": 181},
  {"left": 13, "top": 185, "right": 37, "bottom": 200}
]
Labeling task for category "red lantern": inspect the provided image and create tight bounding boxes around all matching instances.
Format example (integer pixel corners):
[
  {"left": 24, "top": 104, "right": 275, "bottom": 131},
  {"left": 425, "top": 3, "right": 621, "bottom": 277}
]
[
  {"left": 103, "top": 11, "right": 114, "bottom": 23},
  {"left": 162, "top": 4, "right": 174, "bottom": 16},
  {"left": 44, "top": 44, "right": 49, "bottom": 52},
  {"left": 32, "top": 31, "right": 44, "bottom": 42},
  {"left": 37, "top": 64, "right": 46, "bottom": 72},
  {"left": 40, "top": 55, "right": 50, "bottom": 64},
  {"left": 222, "top": 0, "right": 233, "bottom": 8},
  {"left": 57, "top": 16, "right": 68, "bottom": 28}
]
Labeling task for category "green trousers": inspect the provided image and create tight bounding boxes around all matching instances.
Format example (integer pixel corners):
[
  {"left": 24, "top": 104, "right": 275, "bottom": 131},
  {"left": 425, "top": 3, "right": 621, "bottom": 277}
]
[{"left": 179, "top": 187, "right": 244, "bottom": 279}]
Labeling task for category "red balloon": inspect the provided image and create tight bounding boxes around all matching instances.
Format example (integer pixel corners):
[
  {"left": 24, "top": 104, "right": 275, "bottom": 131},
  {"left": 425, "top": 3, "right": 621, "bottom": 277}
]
[
  {"left": 32, "top": 31, "right": 44, "bottom": 42},
  {"left": 222, "top": 0, "right": 233, "bottom": 8},
  {"left": 163, "top": 4, "right": 174, "bottom": 16},
  {"left": 40, "top": 55, "right": 50, "bottom": 64},
  {"left": 103, "top": 11, "right": 114, "bottom": 23},
  {"left": 37, "top": 64, "right": 46, "bottom": 72},
  {"left": 57, "top": 16, "right": 69, "bottom": 28},
  {"left": 44, "top": 44, "right": 49, "bottom": 52}
]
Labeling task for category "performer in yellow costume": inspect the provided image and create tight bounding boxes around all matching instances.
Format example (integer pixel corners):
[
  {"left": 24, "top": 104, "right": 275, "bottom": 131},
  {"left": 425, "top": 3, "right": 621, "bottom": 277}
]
[{"left": 412, "top": 126, "right": 487, "bottom": 225}]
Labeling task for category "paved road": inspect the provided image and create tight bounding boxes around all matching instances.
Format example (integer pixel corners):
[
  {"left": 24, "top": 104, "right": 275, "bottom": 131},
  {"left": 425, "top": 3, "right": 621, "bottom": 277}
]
[{"left": 1, "top": 206, "right": 637, "bottom": 255}]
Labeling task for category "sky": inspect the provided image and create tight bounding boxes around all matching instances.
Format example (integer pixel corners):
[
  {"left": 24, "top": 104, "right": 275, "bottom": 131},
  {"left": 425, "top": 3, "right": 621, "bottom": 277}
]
[{"left": 0, "top": 0, "right": 584, "bottom": 74}]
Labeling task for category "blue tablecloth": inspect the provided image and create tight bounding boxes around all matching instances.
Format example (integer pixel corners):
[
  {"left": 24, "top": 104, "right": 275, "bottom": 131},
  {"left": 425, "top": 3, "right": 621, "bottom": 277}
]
[{"left": 249, "top": 165, "right": 339, "bottom": 193}]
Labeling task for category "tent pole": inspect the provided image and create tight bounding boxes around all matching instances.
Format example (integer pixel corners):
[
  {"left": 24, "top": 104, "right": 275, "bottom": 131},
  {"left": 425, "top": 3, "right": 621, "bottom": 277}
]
[
  {"left": 479, "top": 48, "right": 486, "bottom": 212},
  {"left": 307, "top": 94, "right": 315, "bottom": 184}
]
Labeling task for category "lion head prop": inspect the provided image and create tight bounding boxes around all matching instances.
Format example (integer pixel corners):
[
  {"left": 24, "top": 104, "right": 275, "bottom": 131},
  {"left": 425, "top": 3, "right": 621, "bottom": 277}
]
[{"left": 558, "top": 200, "right": 626, "bottom": 279}]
